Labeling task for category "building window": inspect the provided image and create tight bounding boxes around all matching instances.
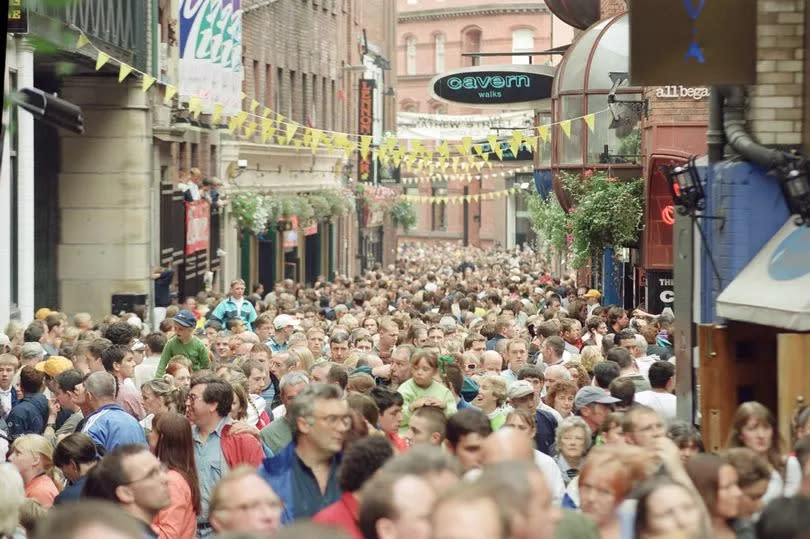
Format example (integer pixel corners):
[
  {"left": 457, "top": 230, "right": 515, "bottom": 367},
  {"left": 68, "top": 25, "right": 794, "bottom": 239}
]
[
  {"left": 289, "top": 70, "right": 296, "bottom": 120},
  {"left": 434, "top": 33, "right": 445, "bottom": 73},
  {"left": 462, "top": 28, "right": 481, "bottom": 67},
  {"left": 252, "top": 60, "right": 260, "bottom": 98},
  {"left": 265, "top": 64, "right": 272, "bottom": 110},
  {"left": 432, "top": 103, "right": 447, "bottom": 115},
  {"left": 406, "top": 36, "right": 417, "bottom": 75},
  {"left": 275, "top": 67, "right": 283, "bottom": 113},
  {"left": 401, "top": 101, "right": 418, "bottom": 113},
  {"left": 432, "top": 187, "right": 447, "bottom": 230},
  {"left": 512, "top": 29, "right": 534, "bottom": 64}
]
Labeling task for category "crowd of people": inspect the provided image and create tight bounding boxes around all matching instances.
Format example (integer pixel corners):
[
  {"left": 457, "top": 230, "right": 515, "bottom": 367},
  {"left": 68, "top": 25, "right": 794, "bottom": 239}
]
[{"left": 1, "top": 244, "right": 810, "bottom": 539}]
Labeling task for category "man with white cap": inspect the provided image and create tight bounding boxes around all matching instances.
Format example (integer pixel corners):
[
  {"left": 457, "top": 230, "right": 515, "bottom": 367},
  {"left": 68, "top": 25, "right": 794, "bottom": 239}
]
[
  {"left": 573, "top": 386, "right": 620, "bottom": 443},
  {"left": 269, "top": 314, "right": 300, "bottom": 354},
  {"left": 508, "top": 380, "right": 558, "bottom": 456}
]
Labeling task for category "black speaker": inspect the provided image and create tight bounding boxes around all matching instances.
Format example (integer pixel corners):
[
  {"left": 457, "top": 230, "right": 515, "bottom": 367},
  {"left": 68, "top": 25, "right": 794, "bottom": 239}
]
[{"left": 111, "top": 294, "right": 147, "bottom": 315}]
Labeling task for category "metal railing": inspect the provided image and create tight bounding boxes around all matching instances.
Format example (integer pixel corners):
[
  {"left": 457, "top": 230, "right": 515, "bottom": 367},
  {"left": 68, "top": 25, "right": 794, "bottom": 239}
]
[{"left": 29, "top": 0, "right": 148, "bottom": 70}]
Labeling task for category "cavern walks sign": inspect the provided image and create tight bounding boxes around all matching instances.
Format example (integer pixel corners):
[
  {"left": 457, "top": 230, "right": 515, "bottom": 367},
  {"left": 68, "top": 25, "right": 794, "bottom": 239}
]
[{"left": 429, "top": 64, "right": 555, "bottom": 110}]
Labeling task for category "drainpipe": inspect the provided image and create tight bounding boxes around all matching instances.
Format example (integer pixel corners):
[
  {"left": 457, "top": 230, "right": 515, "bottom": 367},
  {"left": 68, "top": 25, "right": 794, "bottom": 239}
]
[
  {"left": 706, "top": 88, "right": 724, "bottom": 164},
  {"left": 715, "top": 86, "right": 795, "bottom": 169}
]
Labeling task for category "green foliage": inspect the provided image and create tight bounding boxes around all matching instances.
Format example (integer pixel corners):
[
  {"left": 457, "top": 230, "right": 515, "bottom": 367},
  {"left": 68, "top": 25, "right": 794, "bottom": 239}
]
[
  {"left": 391, "top": 200, "right": 417, "bottom": 232},
  {"left": 526, "top": 170, "right": 644, "bottom": 268},
  {"left": 229, "top": 189, "right": 354, "bottom": 236}
]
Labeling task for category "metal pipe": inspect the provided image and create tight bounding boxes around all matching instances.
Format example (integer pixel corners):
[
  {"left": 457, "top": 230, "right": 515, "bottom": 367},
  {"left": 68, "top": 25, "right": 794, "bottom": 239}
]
[
  {"left": 707, "top": 87, "right": 724, "bottom": 163},
  {"left": 715, "top": 86, "right": 794, "bottom": 169}
]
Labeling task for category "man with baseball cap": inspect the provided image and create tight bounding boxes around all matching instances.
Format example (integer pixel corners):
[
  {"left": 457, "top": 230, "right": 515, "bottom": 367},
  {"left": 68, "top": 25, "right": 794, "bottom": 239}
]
[
  {"left": 508, "top": 380, "right": 558, "bottom": 455},
  {"left": 269, "top": 314, "right": 300, "bottom": 354},
  {"left": 583, "top": 289, "right": 602, "bottom": 315},
  {"left": 574, "top": 386, "right": 619, "bottom": 442},
  {"left": 156, "top": 310, "right": 210, "bottom": 377}
]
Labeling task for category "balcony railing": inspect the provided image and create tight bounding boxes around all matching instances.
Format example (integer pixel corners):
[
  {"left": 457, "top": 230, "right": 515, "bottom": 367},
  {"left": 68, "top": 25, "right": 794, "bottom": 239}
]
[{"left": 29, "top": 0, "right": 148, "bottom": 71}]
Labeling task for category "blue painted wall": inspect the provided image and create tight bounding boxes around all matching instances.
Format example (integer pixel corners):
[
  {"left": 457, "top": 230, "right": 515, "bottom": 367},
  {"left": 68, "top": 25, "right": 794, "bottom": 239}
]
[{"left": 698, "top": 161, "right": 791, "bottom": 323}]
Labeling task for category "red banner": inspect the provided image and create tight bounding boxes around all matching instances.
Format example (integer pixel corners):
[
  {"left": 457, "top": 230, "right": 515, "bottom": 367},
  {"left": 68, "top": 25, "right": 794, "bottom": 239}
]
[
  {"left": 185, "top": 200, "right": 210, "bottom": 255},
  {"left": 358, "top": 78, "right": 374, "bottom": 182}
]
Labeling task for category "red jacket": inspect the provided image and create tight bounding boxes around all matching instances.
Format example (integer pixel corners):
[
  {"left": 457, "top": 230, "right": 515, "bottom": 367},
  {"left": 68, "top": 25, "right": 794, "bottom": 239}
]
[
  {"left": 312, "top": 492, "right": 362, "bottom": 539},
  {"left": 220, "top": 424, "right": 265, "bottom": 468}
]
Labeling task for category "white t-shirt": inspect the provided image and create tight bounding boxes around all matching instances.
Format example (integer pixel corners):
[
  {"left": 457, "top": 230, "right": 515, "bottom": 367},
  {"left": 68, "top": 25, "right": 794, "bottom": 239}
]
[
  {"left": 535, "top": 449, "right": 567, "bottom": 506},
  {"left": 634, "top": 390, "right": 677, "bottom": 422}
]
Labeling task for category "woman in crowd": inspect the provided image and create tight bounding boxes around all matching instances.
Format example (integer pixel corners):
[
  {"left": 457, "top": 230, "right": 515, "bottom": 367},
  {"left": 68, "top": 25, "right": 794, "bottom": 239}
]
[
  {"left": 52, "top": 433, "right": 100, "bottom": 504},
  {"left": 726, "top": 401, "right": 801, "bottom": 504},
  {"left": 554, "top": 416, "right": 592, "bottom": 485},
  {"left": 595, "top": 412, "right": 626, "bottom": 446},
  {"left": 288, "top": 347, "right": 315, "bottom": 372},
  {"left": 545, "top": 380, "right": 578, "bottom": 420},
  {"left": 149, "top": 412, "right": 201, "bottom": 539},
  {"left": 668, "top": 420, "right": 704, "bottom": 463},
  {"left": 0, "top": 463, "right": 26, "bottom": 539},
  {"left": 472, "top": 374, "right": 508, "bottom": 431},
  {"left": 685, "top": 453, "right": 744, "bottom": 539},
  {"left": 140, "top": 378, "right": 184, "bottom": 432},
  {"left": 565, "top": 361, "right": 591, "bottom": 390},
  {"left": 579, "top": 444, "right": 653, "bottom": 538},
  {"left": 579, "top": 345, "right": 604, "bottom": 376},
  {"left": 396, "top": 350, "right": 457, "bottom": 433},
  {"left": 166, "top": 360, "right": 192, "bottom": 392},
  {"left": 8, "top": 434, "right": 60, "bottom": 508},
  {"left": 633, "top": 478, "right": 708, "bottom": 538},
  {"left": 722, "top": 447, "right": 771, "bottom": 533}
]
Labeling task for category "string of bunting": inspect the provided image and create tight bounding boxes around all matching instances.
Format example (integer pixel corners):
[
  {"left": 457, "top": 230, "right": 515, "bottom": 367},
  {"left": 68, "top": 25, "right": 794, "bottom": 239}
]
[
  {"left": 402, "top": 164, "right": 534, "bottom": 185},
  {"left": 74, "top": 30, "right": 605, "bottom": 164},
  {"left": 400, "top": 186, "right": 524, "bottom": 205}
]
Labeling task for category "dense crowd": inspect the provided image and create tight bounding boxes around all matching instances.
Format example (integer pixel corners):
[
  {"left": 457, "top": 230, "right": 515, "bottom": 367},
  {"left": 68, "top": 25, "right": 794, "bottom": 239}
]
[{"left": 1, "top": 244, "right": 810, "bottom": 539}]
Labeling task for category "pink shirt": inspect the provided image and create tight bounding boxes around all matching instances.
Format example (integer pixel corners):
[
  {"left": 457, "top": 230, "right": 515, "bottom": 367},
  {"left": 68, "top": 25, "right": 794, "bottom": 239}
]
[
  {"left": 152, "top": 469, "right": 197, "bottom": 539},
  {"left": 26, "top": 474, "right": 59, "bottom": 508},
  {"left": 117, "top": 378, "right": 147, "bottom": 420}
]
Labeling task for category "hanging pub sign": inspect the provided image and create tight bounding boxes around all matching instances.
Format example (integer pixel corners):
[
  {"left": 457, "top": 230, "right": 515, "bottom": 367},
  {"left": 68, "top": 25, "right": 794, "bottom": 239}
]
[
  {"left": 358, "top": 79, "right": 375, "bottom": 182},
  {"left": 646, "top": 269, "right": 675, "bottom": 315},
  {"left": 428, "top": 64, "right": 555, "bottom": 110},
  {"left": 8, "top": 0, "right": 28, "bottom": 34},
  {"left": 630, "top": 0, "right": 756, "bottom": 85}
]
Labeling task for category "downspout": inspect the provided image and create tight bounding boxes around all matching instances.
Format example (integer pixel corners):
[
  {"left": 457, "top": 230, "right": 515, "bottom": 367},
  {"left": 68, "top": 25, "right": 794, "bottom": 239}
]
[
  {"left": 706, "top": 87, "right": 724, "bottom": 163},
  {"left": 715, "top": 86, "right": 796, "bottom": 169}
]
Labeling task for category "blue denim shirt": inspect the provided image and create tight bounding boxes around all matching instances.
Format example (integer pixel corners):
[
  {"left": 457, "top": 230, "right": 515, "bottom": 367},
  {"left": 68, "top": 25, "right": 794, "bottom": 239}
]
[{"left": 193, "top": 417, "right": 230, "bottom": 522}]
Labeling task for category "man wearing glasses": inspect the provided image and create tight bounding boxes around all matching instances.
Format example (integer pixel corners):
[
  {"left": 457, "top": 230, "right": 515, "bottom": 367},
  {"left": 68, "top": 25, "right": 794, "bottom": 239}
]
[
  {"left": 82, "top": 444, "right": 171, "bottom": 539},
  {"left": 259, "top": 383, "right": 350, "bottom": 524},
  {"left": 209, "top": 466, "right": 283, "bottom": 535}
]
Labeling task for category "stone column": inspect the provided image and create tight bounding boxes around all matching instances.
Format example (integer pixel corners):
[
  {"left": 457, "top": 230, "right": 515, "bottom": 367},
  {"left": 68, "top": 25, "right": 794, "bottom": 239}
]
[
  {"left": 16, "top": 40, "right": 35, "bottom": 321},
  {"left": 58, "top": 77, "right": 152, "bottom": 319}
]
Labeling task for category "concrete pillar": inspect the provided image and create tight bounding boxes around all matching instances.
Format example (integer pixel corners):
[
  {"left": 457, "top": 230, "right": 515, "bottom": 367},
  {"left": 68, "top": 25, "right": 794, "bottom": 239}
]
[
  {"left": 57, "top": 77, "right": 152, "bottom": 319},
  {"left": 0, "top": 38, "right": 15, "bottom": 326},
  {"left": 16, "top": 40, "right": 35, "bottom": 322}
]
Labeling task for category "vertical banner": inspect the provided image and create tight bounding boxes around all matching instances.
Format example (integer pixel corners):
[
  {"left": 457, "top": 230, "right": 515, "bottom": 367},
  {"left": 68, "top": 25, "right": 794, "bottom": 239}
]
[
  {"left": 646, "top": 269, "right": 675, "bottom": 315},
  {"left": 358, "top": 79, "right": 375, "bottom": 182},
  {"left": 185, "top": 200, "right": 211, "bottom": 255},
  {"left": 179, "top": 0, "right": 243, "bottom": 113}
]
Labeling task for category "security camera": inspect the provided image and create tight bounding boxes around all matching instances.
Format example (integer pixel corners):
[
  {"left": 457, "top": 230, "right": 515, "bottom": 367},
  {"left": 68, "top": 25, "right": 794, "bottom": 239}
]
[{"left": 237, "top": 159, "right": 248, "bottom": 169}]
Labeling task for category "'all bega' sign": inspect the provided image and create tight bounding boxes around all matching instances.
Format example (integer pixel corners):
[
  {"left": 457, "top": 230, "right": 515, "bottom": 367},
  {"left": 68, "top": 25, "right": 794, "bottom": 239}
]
[{"left": 185, "top": 200, "right": 211, "bottom": 255}]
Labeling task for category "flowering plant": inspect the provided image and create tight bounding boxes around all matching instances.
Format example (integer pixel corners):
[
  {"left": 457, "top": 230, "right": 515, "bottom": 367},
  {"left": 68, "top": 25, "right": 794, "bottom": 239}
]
[
  {"left": 229, "top": 190, "right": 355, "bottom": 236},
  {"left": 528, "top": 170, "right": 644, "bottom": 268}
]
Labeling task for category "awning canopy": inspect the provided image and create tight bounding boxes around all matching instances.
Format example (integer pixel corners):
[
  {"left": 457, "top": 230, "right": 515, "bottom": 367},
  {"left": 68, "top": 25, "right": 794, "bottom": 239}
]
[{"left": 716, "top": 219, "right": 810, "bottom": 331}]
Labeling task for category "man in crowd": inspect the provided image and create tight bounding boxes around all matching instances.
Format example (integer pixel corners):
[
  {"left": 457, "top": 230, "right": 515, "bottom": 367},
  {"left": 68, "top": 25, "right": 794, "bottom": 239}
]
[
  {"left": 6, "top": 365, "right": 48, "bottom": 440},
  {"left": 375, "top": 320, "right": 400, "bottom": 362},
  {"left": 607, "top": 346, "right": 651, "bottom": 392},
  {"left": 134, "top": 332, "right": 165, "bottom": 388},
  {"left": 156, "top": 310, "right": 209, "bottom": 377},
  {"left": 270, "top": 314, "right": 301, "bottom": 353},
  {"left": 445, "top": 409, "right": 492, "bottom": 473},
  {"left": 78, "top": 371, "right": 147, "bottom": 451},
  {"left": 574, "top": 386, "right": 619, "bottom": 443},
  {"left": 500, "top": 338, "right": 529, "bottom": 383},
  {"left": 0, "top": 354, "right": 19, "bottom": 420},
  {"left": 208, "top": 466, "right": 283, "bottom": 536},
  {"left": 506, "top": 380, "right": 557, "bottom": 455},
  {"left": 541, "top": 336, "right": 566, "bottom": 367},
  {"left": 481, "top": 350, "right": 504, "bottom": 375},
  {"left": 82, "top": 444, "right": 171, "bottom": 538},
  {"left": 260, "top": 371, "right": 310, "bottom": 453},
  {"left": 634, "top": 360, "right": 676, "bottom": 421},
  {"left": 359, "top": 471, "right": 436, "bottom": 539},
  {"left": 622, "top": 404, "right": 667, "bottom": 448},
  {"left": 209, "top": 278, "right": 258, "bottom": 332},
  {"left": 101, "top": 345, "right": 146, "bottom": 420},
  {"left": 486, "top": 315, "right": 516, "bottom": 351},
  {"left": 259, "top": 383, "right": 349, "bottom": 523},
  {"left": 329, "top": 332, "right": 351, "bottom": 364},
  {"left": 51, "top": 369, "right": 85, "bottom": 438}
]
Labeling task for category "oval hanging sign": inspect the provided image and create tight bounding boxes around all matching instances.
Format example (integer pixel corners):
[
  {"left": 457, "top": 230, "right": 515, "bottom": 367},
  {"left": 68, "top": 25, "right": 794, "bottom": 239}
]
[{"left": 429, "top": 64, "right": 555, "bottom": 109}]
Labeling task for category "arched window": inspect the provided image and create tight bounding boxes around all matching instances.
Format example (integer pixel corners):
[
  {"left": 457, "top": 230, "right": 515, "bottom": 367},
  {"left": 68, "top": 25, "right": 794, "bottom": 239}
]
[
  {"left": 400, "top": 99, "right": 418, "bottom": 113},
  {"left": 434, "top": 33, "right": 445, "bottom": 73},
  {"left": 405, "top": 36, "right": 417, "bottom": 75},
  {"left": 511, "top": 29, "right": 535, "bottom": 64},
  {"left": 461, "top": 28, "right": 481, "bottom": 67}
]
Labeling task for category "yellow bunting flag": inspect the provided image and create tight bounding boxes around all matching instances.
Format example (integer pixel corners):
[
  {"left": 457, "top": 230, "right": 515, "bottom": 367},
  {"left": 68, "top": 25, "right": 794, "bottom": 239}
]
[
  {"left": 559, "top": 120, "right": 572, "bottom": 138},
  {"left": 250, "top": 99, "right": 259, "bottom": 112},
  {"left": 310, "top": 130, "right": 322, "bottom": 149},
  {"left": 385, "top": 136, "right": 397, "bottom": 152},
  {"left": 509, "top": 139, "right": 520, "bottom": 159},
  {"left": 525, "top": 136, "right": 538, "bottom": 152},
  {"left": 263, "top": 107, "right": 272, "bottom": 118},
  {"left": 481, "top": 152, "right": 490, "bottom": 163},
  {"left": 472, "top": 194, "right": 480, "bottom": 202},
  {"left": 473, "top": 144, "right": 484, "bottom": 157},
  {"left": 240, "top": 92, "right": 248, "bottom": 102},
  {"left": 164, "top": 85, "right": 177, "bottom": 104},
  {"left": 76, "top": 33, "right": 90, "bottom": 49},
  {"left": 487, "top": 135, "right": 498, "bottom": 152},
  {"left": 494, "top": 145, "right": 504, "bottom": 160},
  {"left": 360, "top": 135, "right": 372, "bottom": 159},
  {"left": 474, "top": 161, "right": 484, "bottom": 172},
  {"left": 142, "top": 75, "right": 156, "bottom": 92},
  {"left": 212, "top": 103, "right": 224, "bottom": 124},
  {"left": 425, "top": 150, "right": 434, "bottom": 161},
  {"left": 244, "top": 122, "right": 258, "bottom": 139},
  {"left": 228, "top": 117, "right": 238, "bottom": 134},
  {"left": 454, "top": 144, "right": 466, "bottom": 157},
  {"left": 118, "top": 63, "right": 133, "bottom": 82},
  {"left": 584, "top": 113, "right": 595, "bottom": 132},
  {"left": 292, "top": 139, "right": 303, "bottom": 149},
  {"left": 95, "top": 52, "right": 110, "bottom": 71},
  {"left": 461, "top": 136, "right": 473, "bottom": 155},
  {"left": 261, "top": 127, "right": 276, "bottom": 144},
  {"left": 537, "top": 125, "right": 549, "bottom": 143},
  {"left": 285, "top": 122, "right": 299, "bottom": 143},
  {"left": 437, "top": 141, "right": 450, "bottom": 157},
  {"left": 276, "top": 135, "right": 287, "bottom": 145},
  {"left": 303, "top": 130, "right": 312, "bottom": 147},
  {"left": 344, "top": 142, "right": 357, "bottom": 159},
  {"left": 235, "top": 111, "right": 248, "bottom": 128},
  {"left": 451, "top": 156, "right": 459, "bottom": 173}
]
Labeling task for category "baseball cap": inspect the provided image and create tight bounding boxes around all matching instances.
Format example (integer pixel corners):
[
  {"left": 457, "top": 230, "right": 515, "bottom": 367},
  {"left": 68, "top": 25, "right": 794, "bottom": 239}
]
[
  {"left": 35, "top": 356, "right": 74, "bottom": 378},
  {"left": 131, "top": 339, "right": 146, "bottom": 352},
  {"left": 574, "top": 386, "right": 620, "bottom": 412},
  {"left": 583, "top": 289, "right": 602, "bottom": 299},
  {"left": 21, "top": 342, "right": 45, "bottom": 358},
  {"left": 507, "top": 380, "right": 535, "bottom": 400},
  {"left": 273, "top": 314, "right": 301, "bottom": 330},
  {"left": 173, "top": 310, "right": 197, "bottom": 328},
  {"left": 35, "top": 307, "right": 52, "bottom": 320}
]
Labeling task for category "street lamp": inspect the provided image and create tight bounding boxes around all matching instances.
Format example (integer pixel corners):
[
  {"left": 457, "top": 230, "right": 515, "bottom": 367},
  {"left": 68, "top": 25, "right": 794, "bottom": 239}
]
[
  {"left": 663, "top": 156, "right": 705, "bottom": 214},
  {"left": 780, "top": 164, "right": 810, "bottom": 226}
]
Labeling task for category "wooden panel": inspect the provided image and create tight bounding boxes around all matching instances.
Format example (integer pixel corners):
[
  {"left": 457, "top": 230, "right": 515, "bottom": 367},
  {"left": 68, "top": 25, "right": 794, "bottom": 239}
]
[{"left": 777, "top": 334, "right": 810, "bottom": 449}]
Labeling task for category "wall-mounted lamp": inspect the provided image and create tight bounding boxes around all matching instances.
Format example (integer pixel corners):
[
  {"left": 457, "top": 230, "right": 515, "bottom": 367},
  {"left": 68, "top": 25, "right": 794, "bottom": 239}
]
[
  {"left": 780, "top": 164, "right": 810, "bottom": 226},
  {"left": 662, "top": 156, "right": 706, "bottom": 214}
]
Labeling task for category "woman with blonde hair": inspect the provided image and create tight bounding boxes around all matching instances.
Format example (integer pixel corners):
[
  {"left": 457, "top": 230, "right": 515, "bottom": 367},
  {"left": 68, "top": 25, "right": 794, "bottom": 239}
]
[
  {"left": 579, "top": 345, "right": 604, "bottom": 375},
  {"left": 288, "top": 346, "right": 315, "bottom": 372},
  {"left": 9, "top": 434, "right": 60, "bottom": 508},
  {"left": 0, "top": 463, "right": 25, "bottom": 539},
  {"left": 726, "top": 401, "right": 801, "bottom": 504},
  {"left": 472, "top": 374, "right": 508, "bottom": 430}
]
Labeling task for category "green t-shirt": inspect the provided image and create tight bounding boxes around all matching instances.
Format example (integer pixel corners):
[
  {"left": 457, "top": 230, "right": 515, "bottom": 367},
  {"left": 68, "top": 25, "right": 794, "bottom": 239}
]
[{"left": 156, "top": 336, "right": 210, "bottom": 377}]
